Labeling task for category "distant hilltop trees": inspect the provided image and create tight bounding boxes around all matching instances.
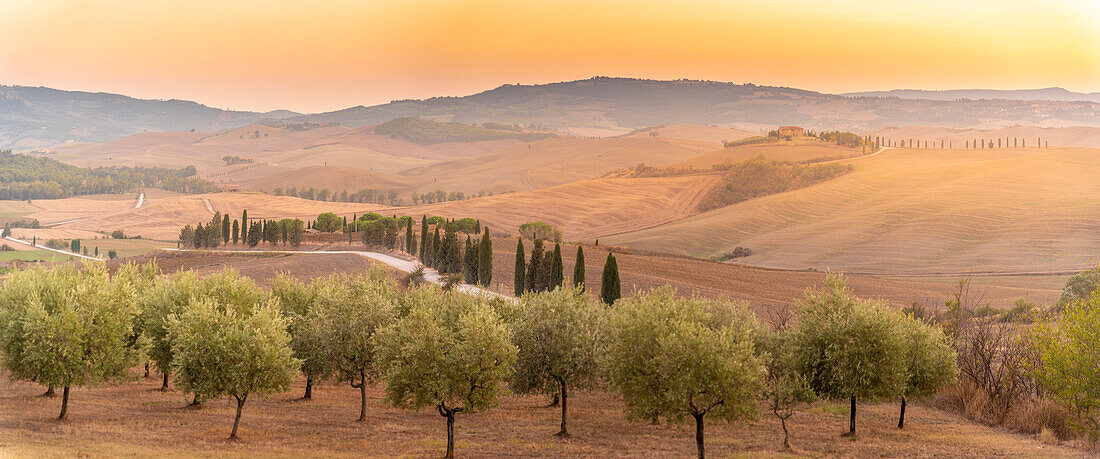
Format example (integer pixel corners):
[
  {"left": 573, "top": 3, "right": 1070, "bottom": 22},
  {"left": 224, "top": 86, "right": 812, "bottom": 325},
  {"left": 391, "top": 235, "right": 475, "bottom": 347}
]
[{"left": 0, "top": 150, "right": 217, "bottom": 200}]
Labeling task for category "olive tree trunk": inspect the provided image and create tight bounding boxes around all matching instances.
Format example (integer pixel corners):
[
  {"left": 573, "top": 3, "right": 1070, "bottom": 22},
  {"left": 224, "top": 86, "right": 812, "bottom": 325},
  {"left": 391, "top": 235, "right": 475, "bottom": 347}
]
[
  {"left": 693, "top": 412, "right": 705, "bottom": 459},
  {"left": 161, "top": 372, "right": 169, "bottom": 391},
  {"left": 58, "top": 385, "right": 70, "bottom": 420},
  {"left": 555, "top": 382, "right": 570, "bottom": 437},
  {"left": 847, "top": 396, "right": 857, "bottom": 435},
  {"left": 302, "top": 377, "right": 313, "bottom": 400},
  {"left": 898, "top": 397, "right": 907, "bottom": 429},
  {"left": 230, "top": 395, "right": 247, "bottom": 439}
]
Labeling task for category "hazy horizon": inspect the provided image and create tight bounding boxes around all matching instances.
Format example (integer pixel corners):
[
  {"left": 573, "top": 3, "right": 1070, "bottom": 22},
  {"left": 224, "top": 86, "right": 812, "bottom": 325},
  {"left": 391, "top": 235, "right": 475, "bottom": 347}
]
[{"left": 3, "top": 0, "right": 1098, "bottom": 113}]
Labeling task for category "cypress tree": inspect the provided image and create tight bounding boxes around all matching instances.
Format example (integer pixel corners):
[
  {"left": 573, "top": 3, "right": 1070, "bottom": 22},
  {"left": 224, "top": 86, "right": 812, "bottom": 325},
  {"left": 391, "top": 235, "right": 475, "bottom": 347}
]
[
  {"left": 441, "top": 225, "right": 460, "bottom": 274},
  {"left": 232, "top": 219, "right": 240, "bottom": 244},
  {"left": 573, "top": 246, "right": 585, "bottom": 290},
  {"left": 432, "top": 227, "right": 442, "bottom": 269},
  {"left": 600, "top": 253, "right": 621, "bottom": 305},
  {"left": 550, "top": 243, "right": 564, "bottom": 289},
  {"left": 539, "top": 251, "right": 553, "bottom": 292},
  {"left": 194, "top": 223, "right": 204, "bottom": 248},
  {"left": 222, "top": 214, "right": 230, "bottom": 244},
  {"left": 525, "top": 239, "right": 544, "bottom": 293},
  {"left": 405, "top": 221, "right": 414, "bottom": 254},
  {"left": 477, "top": 229, "right": 492, "bottom": 287},
  {"left": 419, "top": 216, "right": 429, "bottom": 260},
  {"left": 463, "top": 236, "right": 479, "bottom": 284},
  {"left": 242, "top": 209, "right": 247, "bottom": 229},
  {"left": 514, "top": 239, "right": 526, "bottom": 296}
]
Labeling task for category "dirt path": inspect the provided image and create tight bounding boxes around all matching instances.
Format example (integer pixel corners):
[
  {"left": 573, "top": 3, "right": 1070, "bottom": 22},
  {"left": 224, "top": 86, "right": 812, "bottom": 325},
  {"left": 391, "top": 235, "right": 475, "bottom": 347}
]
[
  {"left": 134, "top": 193, "right": 145, "bottom": 209},
  {"left": 161, "top": 248, "right": 508, "bottom": 299},
  {"left": 3, "top": 235, "right": 101, "bottom": 260},
  {"left": 200, "top": 198, "right": 215, "bottom": 215}
]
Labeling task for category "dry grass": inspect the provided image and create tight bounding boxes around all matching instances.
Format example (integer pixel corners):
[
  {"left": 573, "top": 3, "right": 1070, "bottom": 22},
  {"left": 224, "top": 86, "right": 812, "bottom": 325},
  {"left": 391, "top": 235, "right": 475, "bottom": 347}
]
[
  {"left": 625, "top": 123, "right": 756, "bottom": 144},
  {"left": 605, "top": 147, "right": 1100, "bottom": 275},
  {"left": 673, "top": 142, "right": 863, "bottom": 169},
  {"left": 0, "top": 372, "right": 1086, "bottom": 457},
  {"left": 866, "top": 126, "right": 1100, "bottom": 149},
  {"left": 401, "top": 174, "right": 723, "bottom": 241}
]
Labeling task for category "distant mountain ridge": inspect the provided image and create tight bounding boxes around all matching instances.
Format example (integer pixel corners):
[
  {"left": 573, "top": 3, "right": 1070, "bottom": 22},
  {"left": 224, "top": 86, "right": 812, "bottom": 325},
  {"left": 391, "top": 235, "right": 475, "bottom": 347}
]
[
  {"left": 843, "top": 87, "right": 1100, "bottom": 103},
  {"left": 4, "top": 78, "right": 1100, "bottom": 149},
  {"left": 0, "top": 85, "right": 299, "bottom": 149}
]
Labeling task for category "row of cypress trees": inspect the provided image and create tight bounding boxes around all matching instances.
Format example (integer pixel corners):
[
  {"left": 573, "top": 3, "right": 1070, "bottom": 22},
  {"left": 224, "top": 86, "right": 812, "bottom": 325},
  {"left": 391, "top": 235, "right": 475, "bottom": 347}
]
[{"left": 513, "top": 239, "right": 619, "bottom": 304}]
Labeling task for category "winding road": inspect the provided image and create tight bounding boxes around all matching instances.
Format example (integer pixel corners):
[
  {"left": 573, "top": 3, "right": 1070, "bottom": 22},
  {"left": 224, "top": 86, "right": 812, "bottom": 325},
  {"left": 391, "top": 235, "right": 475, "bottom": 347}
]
[
  {"left": 161, "top": 248, "right": 509, "bottom": 299},
  {"left": 4, "top": 236, "right": 102, "bottom": 260}
]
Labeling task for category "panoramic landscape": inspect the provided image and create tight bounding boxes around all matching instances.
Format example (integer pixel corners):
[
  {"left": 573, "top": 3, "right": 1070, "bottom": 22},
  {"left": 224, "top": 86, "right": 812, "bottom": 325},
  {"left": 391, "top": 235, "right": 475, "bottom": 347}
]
[{"left": 3, "top": 1, "right": 1100, "bottom": 457}]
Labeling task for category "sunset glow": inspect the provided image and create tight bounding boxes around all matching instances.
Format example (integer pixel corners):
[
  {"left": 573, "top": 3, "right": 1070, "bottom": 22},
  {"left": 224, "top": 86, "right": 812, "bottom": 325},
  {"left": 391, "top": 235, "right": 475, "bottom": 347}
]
[{"left": 2, "top": 0, "right": 1098, "bottom": 112}]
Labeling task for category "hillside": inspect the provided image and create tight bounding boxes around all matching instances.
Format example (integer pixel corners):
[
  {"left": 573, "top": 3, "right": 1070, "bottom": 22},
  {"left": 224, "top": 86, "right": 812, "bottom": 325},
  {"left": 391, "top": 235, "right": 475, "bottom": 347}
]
[
  {"left": 865, "top": 125, "right": 1100, "bottom": 149},
  {"left": 624, "top": 123, "right": 757, "bottom": 144},
  {"left": 394, "top": 136, "right": 716, "bottom": 194},
  {"left": 0, "top": 85, "right": 296, "bottom": 149},
  {"left": 673, "top": 142, "right": 864, "bottom": 169},
  {"left": 291, "top": 77, "right": 1100, "bottom": 134},
  {"left": 845, "top": 87, "right": 1100, "bottom": 103},
  {"left": 401, "top": 173, "right": 723, "bottom": 241},
  {"left": 374, "top": 117, "right": 550, "bottom": 144},
  {"left": 603, "top": 147, "right": 1100, "bottom": 274}
]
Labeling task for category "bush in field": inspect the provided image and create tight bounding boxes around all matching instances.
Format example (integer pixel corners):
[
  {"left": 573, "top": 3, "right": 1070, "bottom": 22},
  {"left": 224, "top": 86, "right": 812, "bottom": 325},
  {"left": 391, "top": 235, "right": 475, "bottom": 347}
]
[
  {"left": 1054, "top": 266, "right": 1100, "bottom": 311},
  {"left": 699, "top": 156, "right": 854, "bottom": 211},
  {"left": 375, "top": 287, "right": 516, "bottom": 458},
  {"left": 314, "top": 212, "right": 343, "bottom": 232},
  {"left": 512, "top": 287, "right": 602, "bottom": 437},
  {"left": 448, "top": 217, "right": 479, "bottom": 234},
  {"left": 519, "top": 222, "right": 562, "bottom": 243},
  {"left": 1032, "top": 294, "right": 1100, "bottom": 442},
  {"left": 168, "top": 297, "right": 299, "bottom": 439},
  {"left": 0, "top": 263, "right": 141, "bottom": 420},
  {"left": 784, "top": 274, "right": 907, "bottom": 435},
  {"left": 604, "top": 287, "right": 766, "bottom": 458},
  {"left": 111, "top": 229, "right": 126, "bottom": 239}
]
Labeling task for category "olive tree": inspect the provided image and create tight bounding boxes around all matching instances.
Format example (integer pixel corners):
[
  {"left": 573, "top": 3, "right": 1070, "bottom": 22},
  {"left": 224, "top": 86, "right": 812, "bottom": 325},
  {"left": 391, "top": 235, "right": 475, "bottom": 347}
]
[
  {"left": 897, "top": 314, "right": 957, "bottom": 428},
  {"left": 1032, "top": 294, "right": 1100, "bottom": 441},
  {"left": 315, "top": 271, "right": 396, "bottom": 421},
  {"left": 0, "top": 263, "right": 141, "bottom": 420},
  {"left": 137, "top": 271, "right": 202, "bottom": 391},
  {"left": 784, "top": 274, "right": 907, "bottom": 435},
  {"left": 375, "top": 287, "right": 516, "bottom": 458},
  {"left": 512, "top": 286, "right": 602, "bottom": 437},
  {"left": 271, "top": 273, "right": 326, "bottom": 399},
  {"left": 168, "top": 297, "right": 300, "bottom": 439},
  {"left": 604, "top": 287, "right": 766, "bottom": 459}
]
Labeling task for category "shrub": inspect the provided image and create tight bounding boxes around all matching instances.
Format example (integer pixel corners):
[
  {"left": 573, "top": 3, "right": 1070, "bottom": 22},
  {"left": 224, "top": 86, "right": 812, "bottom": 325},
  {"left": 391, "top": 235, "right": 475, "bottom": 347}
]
[
  {"left": 314, "top": 212, "right": 343, "bottom": 232},
  {"left": 699, "top": 156, "right": 855, "bottom": 211},
  {"left": 111, "top": 230, "right": 125, "bottom": 239},
  {"left": 519, "top": 222, "right": 562, "bottom": 242}
]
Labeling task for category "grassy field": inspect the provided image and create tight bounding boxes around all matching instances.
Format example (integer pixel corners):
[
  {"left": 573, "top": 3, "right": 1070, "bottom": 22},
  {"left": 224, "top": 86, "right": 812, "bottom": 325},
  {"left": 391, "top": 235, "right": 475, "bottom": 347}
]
[
  {"left": 0, "top": 370, "right": 1086, "bottom": 458},
  {"left": 673, "top": 142, "right": 864, "bottom": 169},
  {"left": 605, "top": 147, "right": 1100, "bottom": 274},
  {"left": 0, "top": 249, "right": 74, "bottom": 262}
]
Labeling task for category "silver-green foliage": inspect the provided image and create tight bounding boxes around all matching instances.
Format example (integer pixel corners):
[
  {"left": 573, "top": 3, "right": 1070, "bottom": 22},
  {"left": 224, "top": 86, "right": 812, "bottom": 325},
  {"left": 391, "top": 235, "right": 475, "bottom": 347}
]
[
  {"left": 0, "top": 263, "right": 142, "bottom": 419},
  {"left": 375, "top": 286, "right": 516, "bottom": 457},
  {"left": 168, "top": 296, "right": 300, "bottom": 438},
  {"left": 512, "top": 286, "right": 602, "bottom": 436},
  {"left": 603, "top": 287, "right": 766, "bottom": 457}
]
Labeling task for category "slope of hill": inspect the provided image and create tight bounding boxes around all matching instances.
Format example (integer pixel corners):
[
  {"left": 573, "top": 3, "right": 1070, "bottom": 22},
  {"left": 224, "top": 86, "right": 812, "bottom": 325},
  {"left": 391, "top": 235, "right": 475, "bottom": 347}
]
[
  {"left": 291, "top": 77, "right": 1100, "bottom": 133},
  {"left": 0, "top": 85, "right": 296, "bottom": 149},
  {"left": 866, "top": 125, "right": 1100, "bottom": 149},
  {"left": 624, "top": 123, "right": 757, "bottom": 144},
  {"left": 673, "top": 142, "right": 863, "bottom": 169},
  {"left": 402, "top": 173, "right": 723, "bottom": 240},
  {"left": 603, "top": 147, "right": 1100, "bottom": 274},
  {"left": 242, "top": 165, "right": 415, "bottom": 194},
  {"left": 845, "top": 87, "right": 1100, "bottom": 103},
  {"left": 394, "top": 136, "right": 716, "bottom": 194}
]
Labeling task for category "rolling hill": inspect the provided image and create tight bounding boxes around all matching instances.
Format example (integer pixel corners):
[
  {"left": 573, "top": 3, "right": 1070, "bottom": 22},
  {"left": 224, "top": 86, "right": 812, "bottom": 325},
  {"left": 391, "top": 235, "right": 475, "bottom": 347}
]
[
  {"left": 0, "top": 85, "right": 296, "bottom": 149},
  {"left": 603, "top": 147, "right": 1100, "bottom": 274},
  {"left": 865, "top": 125, "right": 1100, "bottom": 149},
  {"left": 672, "top": 141, "right": 864, "bottom": 169},
  {"left": 845, "top": 87, "right": 1100, "bottom": 103}
]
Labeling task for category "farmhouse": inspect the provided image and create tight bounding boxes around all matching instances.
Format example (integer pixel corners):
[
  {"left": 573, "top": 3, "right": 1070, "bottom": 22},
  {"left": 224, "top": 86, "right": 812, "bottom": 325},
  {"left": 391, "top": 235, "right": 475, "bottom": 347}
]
[{"left": 778, "top": 126, "right": 804, "bottom": 137}]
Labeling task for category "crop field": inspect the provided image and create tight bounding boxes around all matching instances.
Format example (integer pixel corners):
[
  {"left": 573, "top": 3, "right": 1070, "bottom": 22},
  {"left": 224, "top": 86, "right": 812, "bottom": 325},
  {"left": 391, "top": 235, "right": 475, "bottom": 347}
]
[
  {"left": 605, "top": 147, "right": 1100, "bottom": 275},
  {"left": 673, "top": 142, "right": 865, "bottom": 169}
]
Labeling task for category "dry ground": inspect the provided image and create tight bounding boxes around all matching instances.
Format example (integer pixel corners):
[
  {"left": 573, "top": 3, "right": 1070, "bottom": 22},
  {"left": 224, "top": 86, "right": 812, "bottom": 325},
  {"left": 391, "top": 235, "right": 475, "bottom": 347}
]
[
  {"left": 605, "top": 147, "right": 1100, "bottom": 275},
  {"left": 865, "top": 125, "right": 1100, "bottom": 149},
  {"left": 624, "top": 123, "right": 756, "bottom": 144},
  {"left": 0, "top": 371, "right": 1085, "bottom": 458},
  {"left": 481, "top": 237, "right": 1064, "bottom": 311}
]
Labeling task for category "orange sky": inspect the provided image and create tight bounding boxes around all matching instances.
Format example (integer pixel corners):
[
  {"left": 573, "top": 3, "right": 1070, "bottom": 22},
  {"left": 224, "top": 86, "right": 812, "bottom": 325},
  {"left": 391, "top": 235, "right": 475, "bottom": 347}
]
[{"left": 2, "top": 0, "right": 1098, "bottom": 113}]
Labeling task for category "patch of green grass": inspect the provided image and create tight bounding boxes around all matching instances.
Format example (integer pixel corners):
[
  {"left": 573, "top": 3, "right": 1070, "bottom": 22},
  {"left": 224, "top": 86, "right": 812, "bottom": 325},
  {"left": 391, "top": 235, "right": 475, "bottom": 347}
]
[
  {"left": 0, "top": 250, "right": 74, "bottom": 262},
  {"left": 809, "top": 402, "right": 849, "bottom": 415}
]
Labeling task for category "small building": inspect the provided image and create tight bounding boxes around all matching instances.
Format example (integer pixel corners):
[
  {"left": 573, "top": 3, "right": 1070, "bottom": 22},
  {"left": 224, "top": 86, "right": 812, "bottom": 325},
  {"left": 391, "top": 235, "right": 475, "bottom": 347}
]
[
  {"left": 778, "top": 126, "right": 804, "bottom": 137},
  {"left": 222, "top": 183, "right": 241, "bottom": 192}
]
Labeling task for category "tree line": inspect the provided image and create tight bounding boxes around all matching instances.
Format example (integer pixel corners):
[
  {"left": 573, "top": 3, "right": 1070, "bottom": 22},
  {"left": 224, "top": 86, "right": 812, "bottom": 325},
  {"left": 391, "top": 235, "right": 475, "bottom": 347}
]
[
  {"left": 179, "top": 210, "right": 304, "bottom": 249},
  {"left": 0, "top": 150, "right": 218, "bottom": 200},
  {"left": 272, "top": 186, "right": 504, "bottom": 206},
  {"left": 0, "top": 263, "right": 969, "bottom": 458}
]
